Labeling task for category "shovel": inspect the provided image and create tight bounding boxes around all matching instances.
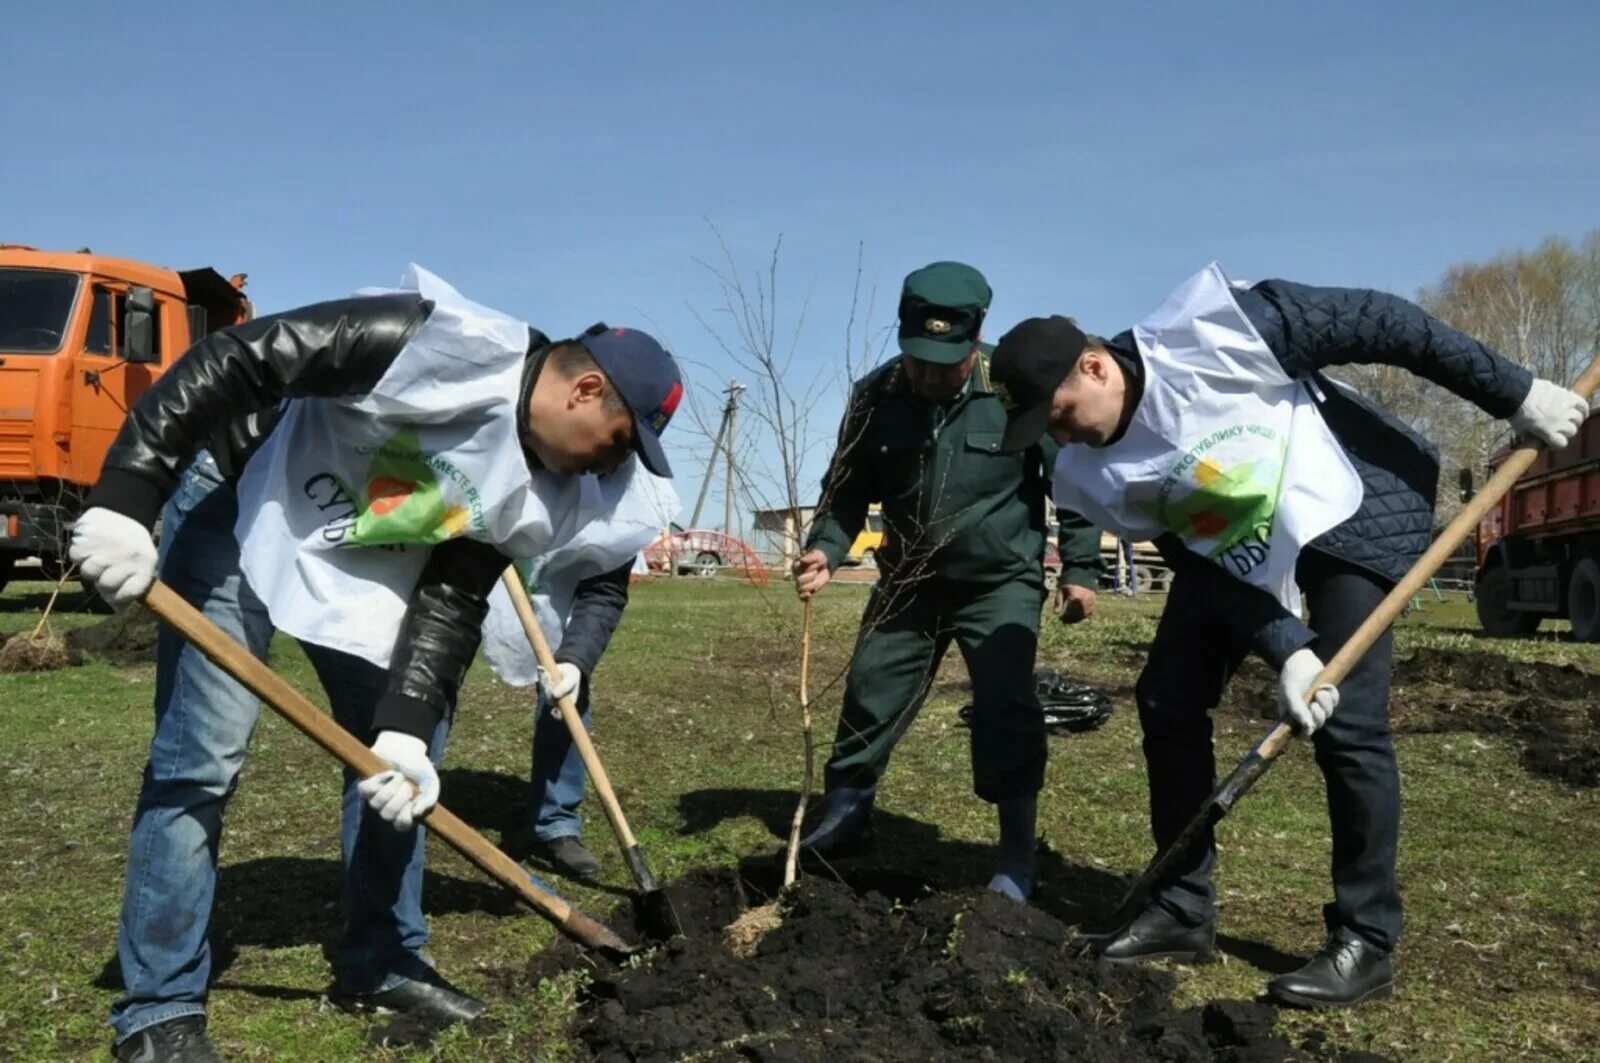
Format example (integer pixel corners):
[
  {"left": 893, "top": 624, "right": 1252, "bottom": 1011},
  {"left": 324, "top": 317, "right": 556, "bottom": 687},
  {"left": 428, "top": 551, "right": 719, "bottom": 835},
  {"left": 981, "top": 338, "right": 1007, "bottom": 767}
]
[
  {"left": 1115, "top": 355, "right": 1600, "bottom": 920},
  {"left": 142, "top": 580, "right": 637, "bottom": 960},
  {"left": 499, "top": 568, "right": 685, "bottom": 940}
]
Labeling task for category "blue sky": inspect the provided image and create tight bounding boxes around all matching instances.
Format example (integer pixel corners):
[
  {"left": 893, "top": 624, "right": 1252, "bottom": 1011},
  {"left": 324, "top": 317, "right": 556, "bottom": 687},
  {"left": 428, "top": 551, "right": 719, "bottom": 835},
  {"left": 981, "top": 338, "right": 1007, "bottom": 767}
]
[{"left": 5, "top": 1, "right": 1597, "bottom": 527}]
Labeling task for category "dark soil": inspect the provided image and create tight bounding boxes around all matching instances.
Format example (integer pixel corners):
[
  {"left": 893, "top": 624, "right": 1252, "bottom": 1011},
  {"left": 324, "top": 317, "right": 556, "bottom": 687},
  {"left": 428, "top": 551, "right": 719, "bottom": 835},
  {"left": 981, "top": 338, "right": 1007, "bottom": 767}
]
[
  {"left": 1215, "top": 648, "right": 1600, "bottom": 788},
  {"left": 537, "top": 867, "right": 1382, "bottom": 1063},
  {"left": 64, "top": 609, "right": 161, "bottom": 666}
]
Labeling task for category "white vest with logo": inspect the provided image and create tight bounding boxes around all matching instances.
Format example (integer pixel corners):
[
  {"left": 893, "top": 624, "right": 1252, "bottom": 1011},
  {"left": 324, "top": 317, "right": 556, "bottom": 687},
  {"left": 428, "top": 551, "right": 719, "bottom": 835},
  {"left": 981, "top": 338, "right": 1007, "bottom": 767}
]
[
  {"left": 234, "top": 265, "right": 677, "bottom": 683},
  {"left": 1053, "top": 263, "right": 1362, "bottom": 613}
]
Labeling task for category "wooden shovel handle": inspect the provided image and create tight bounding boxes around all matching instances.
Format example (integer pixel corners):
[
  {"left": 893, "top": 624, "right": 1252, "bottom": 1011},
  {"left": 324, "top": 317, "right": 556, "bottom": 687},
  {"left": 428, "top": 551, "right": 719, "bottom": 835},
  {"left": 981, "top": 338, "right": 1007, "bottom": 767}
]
[
  {"left": 499, "top": 568, "right": 640, "bottom": 850},
  {"left": 1263, "top": 354, "right": 1600, "bottom": 759},
  {"left": 141, "top": 580, "right": 621, "bottom": 947}
]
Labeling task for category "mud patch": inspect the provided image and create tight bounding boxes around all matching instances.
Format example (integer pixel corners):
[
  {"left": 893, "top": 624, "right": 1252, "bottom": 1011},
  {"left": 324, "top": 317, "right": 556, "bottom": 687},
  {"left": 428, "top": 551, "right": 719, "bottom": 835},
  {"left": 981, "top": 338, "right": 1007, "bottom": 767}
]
[
  {"left": 1392, "top": 647, "right": 1600, "bottom": 701},
  {"left": 1216, "top": 649, "right": 1600, "bottom": 789},
  {"left": 65, "top": 609, "right": 160, "bottom": 666},
  {"left": 537, "top": 868, "right": 1379, "bottom": 1062}
]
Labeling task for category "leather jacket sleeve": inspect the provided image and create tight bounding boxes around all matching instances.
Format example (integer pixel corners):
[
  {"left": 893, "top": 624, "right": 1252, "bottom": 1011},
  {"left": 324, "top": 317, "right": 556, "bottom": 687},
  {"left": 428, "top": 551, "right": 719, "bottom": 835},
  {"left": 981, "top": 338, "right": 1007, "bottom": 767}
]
[
  {"left": 86, "top": 292, "right": 430, "bottom": 527},
  {"left": 372, "top": 536, "right": 511, "bottom": 740}
]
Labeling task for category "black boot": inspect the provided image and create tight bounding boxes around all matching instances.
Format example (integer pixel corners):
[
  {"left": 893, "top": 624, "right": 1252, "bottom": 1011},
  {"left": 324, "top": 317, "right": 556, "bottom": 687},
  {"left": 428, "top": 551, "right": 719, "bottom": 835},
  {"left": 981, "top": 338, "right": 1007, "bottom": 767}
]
[
  {"left": 114, "top": 1016, "right": 223, "bottom": 1063},
  {"left": 526, "top": 834, "right": 601, "bottom": 882},
  {"left": 1267, "top": 928, "right": 1394, "bottom": 1008},
  {"left": 986, "top": 795, "right": 1037, "bottom": 901},
  {"left": 800, "top": 785, "right": 876, "bottom": 857},
  {"left": 1089, "top": 903, "right": 1215, "bottom": 964}
]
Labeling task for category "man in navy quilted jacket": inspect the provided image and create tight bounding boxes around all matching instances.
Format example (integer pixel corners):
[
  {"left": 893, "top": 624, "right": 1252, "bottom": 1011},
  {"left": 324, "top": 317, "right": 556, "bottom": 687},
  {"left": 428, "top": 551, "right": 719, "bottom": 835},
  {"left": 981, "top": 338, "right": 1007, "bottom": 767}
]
[{"left": 991, "top": 267, "right": 1588, "bottom": 1008}]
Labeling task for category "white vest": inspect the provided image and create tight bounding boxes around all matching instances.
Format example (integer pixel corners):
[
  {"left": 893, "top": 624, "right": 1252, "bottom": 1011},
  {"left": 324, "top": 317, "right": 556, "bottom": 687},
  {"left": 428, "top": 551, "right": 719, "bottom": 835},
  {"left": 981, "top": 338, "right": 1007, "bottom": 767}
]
[
  {"left": 235, "top": 265, "right": 678, "bottom": 683},
  {"left": 1053, "top": 263, "right": 1361, "bottom": 613}
]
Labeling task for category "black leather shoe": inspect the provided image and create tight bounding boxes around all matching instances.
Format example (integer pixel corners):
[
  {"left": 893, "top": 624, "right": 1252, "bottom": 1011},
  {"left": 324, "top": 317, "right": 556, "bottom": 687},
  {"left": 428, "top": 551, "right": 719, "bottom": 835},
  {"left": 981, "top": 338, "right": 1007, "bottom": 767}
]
[
  {"left": 114, "top": 1016, "right": 223, "bottom": 1062},
  {"left": 526, "top": 834, "right": 601, "bottom": 882},
  {"left": 337, "top": 972, "right": 486, "bottom": 1025},
  {"left": 1089, "top": 903, "right": 1215, "bottom": 964},
  {"left": 1268, "top": 928, "right": 1394, "bottom": 1008}
]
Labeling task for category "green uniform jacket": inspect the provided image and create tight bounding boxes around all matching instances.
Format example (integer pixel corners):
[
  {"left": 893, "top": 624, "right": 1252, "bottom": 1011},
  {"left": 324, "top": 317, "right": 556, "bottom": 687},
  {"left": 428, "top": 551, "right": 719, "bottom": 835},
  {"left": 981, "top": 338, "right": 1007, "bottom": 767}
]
[{"left": 806, "top": 352, "right": 1102, "bottom": 587}]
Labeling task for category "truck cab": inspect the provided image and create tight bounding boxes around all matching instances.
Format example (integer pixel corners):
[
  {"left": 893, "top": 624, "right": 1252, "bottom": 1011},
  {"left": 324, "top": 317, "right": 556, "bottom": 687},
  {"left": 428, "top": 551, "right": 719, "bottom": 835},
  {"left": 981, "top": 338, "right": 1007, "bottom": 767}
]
[{"left": 0, "top": 245, "right": 250, "bottom": 592}]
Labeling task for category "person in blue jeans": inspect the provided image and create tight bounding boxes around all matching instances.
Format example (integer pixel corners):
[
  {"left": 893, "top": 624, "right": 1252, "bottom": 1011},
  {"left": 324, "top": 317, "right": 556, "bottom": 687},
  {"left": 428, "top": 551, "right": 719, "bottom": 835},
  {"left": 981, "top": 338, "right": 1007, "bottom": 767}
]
[
  {"left": 525, "top": 561, "right": 633, "bottom": 881},
  {"left": 113, "top": 453, "right": 456, "bottom": 1049},
  {"left": 67, "top": 291, "right": 685, "bottom": 1063}
]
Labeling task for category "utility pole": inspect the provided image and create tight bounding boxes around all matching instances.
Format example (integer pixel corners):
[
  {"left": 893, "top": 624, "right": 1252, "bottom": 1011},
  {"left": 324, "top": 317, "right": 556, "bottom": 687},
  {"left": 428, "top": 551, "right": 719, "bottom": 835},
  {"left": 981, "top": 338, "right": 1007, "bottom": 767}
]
[
  {"left": 689, "top": 379, "right": 745, "bottom": 530},
  {"left": 724, "top": 381, "right": 740, "bottom": 536}
]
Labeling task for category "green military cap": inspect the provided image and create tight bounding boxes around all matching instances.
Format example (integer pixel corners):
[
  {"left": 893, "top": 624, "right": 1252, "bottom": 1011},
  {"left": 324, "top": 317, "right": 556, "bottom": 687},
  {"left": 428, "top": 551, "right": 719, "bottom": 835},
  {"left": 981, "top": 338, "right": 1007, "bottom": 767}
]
[{"left": 897, "top": 261, "right": 992, "bottom": 365}]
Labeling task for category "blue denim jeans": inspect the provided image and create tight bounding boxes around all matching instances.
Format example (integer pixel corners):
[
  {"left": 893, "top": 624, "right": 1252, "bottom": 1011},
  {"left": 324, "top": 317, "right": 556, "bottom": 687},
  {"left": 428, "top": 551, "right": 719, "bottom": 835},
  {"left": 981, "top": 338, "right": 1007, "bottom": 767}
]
[
  {"left": 111, "top": 454, "right": 450, "bottom": 1044},
  {"left": 530, "top": 685, "right": 590, "bottom": 841}
]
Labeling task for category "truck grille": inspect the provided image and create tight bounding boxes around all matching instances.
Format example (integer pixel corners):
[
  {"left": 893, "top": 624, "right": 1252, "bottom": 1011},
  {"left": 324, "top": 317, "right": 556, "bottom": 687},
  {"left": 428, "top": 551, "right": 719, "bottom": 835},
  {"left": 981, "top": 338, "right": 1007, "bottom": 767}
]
[{"left": 0, "top": 421, "right": 33, "bottom": 478}]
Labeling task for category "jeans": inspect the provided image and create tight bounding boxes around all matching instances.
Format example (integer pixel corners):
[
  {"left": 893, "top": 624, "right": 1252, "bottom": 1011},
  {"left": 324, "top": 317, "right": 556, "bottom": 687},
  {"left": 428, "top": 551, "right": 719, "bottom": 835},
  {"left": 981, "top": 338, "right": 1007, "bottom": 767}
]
[
  {"left": 1135, "top": 549, "right": 1402, "bottom": 951},
  {"left": 529, "top": 685, "right": 591, "bottom": 841},
  {"left": 111, "top": 454, "right": 451, "bottom": 1043}
]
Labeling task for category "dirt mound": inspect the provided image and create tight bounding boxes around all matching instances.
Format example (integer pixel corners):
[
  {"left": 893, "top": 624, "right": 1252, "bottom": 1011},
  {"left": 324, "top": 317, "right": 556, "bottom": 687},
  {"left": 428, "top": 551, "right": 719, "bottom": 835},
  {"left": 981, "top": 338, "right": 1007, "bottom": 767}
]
[
  {"left": 1391, "top": 647, "right": 1600, "bottom": 700},
  {"left": 1212, "top": 649, "right": 1600, "bottom": 789},
  {"left": 551, "top": 869, "right": 1378, "bottom": 1062},
  {"left": 1385, "top": 649, "right": 1600, "bottom": 788},
  {"left": 64, "top": 609, "right": 160, "bottom": 666}
]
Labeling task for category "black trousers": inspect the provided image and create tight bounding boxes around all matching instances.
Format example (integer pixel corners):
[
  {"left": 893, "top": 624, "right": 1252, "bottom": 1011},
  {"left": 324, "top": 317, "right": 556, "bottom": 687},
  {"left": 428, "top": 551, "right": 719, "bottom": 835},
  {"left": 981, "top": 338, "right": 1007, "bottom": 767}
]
[{"left": 1135, "top": 550, "right": 1403, "bottom": 951}]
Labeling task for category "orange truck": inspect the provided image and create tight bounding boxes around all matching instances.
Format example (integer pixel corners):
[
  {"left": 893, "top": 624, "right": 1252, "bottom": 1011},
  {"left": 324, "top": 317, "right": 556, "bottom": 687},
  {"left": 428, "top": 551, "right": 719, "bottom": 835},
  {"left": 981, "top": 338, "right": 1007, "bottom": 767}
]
[{"left": 0, "top": 245, "right": 251, "bottom": 593}]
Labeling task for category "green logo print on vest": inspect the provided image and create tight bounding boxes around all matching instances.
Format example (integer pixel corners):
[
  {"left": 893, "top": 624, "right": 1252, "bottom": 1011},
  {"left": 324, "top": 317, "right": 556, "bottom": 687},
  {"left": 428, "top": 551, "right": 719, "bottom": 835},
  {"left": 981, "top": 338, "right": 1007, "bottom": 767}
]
[
  {"left": 1142, "top": 425, "right": 1286, "bottom": 573},
  {"left": 339, "top": 430, "right": 478, "bottom": 546}
]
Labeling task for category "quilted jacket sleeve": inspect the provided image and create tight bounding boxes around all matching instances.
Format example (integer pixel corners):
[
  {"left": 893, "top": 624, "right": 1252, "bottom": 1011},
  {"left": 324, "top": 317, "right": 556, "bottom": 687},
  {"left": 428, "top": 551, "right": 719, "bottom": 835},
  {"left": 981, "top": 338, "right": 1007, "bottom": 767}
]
[{"left": 1239, "top": 280, "right": 1534, "bottom": 417}]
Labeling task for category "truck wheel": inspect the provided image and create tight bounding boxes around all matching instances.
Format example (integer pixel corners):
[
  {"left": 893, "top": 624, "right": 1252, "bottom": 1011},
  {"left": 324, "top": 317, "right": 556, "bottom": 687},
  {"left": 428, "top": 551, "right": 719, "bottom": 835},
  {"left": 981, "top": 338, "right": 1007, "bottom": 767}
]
[
  {"left": 1567, "top": 558, "right": 1600, "bottom": 642},
  {"left": 1475, "top": 566, "right": 1539, "bottom": 637},
  {"left": 0, "top": 555, "right": 13, "bottom": 595}
]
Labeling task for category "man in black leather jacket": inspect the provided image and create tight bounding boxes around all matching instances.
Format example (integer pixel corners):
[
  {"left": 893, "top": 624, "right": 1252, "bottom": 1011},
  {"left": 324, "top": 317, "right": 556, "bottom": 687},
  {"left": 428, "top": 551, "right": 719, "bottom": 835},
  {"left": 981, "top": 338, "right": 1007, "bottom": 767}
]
[
  {"left": 992, "top": 276, "right": 1587, "bottom": 1010},
  {"left": 67, "top": 288, "right": 682, "bottom": 1063}
]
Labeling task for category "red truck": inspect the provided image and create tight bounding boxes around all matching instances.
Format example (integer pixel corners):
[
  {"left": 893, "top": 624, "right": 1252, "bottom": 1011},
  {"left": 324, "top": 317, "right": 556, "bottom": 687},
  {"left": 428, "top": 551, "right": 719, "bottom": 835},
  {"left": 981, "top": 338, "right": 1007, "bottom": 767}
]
[{"left": 1471, "top": 417, "right": 1600, "bottom": 640}]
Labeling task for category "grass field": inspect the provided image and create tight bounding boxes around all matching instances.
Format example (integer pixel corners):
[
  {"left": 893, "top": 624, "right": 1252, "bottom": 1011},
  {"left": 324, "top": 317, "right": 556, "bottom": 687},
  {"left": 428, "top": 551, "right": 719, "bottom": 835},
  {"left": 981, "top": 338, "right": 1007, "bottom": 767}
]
[{"left": 1, "top": 576, "right": 1596, "bottom": 1060}]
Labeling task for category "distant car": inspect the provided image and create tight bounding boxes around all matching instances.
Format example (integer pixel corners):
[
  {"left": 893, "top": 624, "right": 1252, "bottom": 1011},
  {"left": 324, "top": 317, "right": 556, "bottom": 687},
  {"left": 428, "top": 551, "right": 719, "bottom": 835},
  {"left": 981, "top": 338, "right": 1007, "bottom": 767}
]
[{"left": 643, "top": 528, "right": 764, "bottom": 578}]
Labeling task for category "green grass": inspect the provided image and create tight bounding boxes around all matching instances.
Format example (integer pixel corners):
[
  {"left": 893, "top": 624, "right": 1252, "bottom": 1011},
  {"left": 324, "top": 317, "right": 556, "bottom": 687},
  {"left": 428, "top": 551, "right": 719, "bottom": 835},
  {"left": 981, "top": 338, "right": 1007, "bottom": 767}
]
[{"left": 1, "top": 578, "right": 1597, "bottom": 1060}]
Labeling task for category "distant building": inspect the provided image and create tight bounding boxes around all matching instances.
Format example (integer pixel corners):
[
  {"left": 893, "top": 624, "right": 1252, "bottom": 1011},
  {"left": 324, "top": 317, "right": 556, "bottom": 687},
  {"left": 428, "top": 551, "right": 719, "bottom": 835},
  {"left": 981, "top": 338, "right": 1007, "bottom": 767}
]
[{"left": 750, "top": 505, "right": 817, "bottom": 566}]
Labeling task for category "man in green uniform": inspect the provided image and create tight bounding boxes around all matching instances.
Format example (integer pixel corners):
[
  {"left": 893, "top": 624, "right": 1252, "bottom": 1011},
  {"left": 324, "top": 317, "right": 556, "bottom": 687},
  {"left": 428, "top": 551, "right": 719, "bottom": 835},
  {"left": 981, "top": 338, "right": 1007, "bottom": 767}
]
[{"left": 792, "top": 261, "right": 1101, "bottom": 901}]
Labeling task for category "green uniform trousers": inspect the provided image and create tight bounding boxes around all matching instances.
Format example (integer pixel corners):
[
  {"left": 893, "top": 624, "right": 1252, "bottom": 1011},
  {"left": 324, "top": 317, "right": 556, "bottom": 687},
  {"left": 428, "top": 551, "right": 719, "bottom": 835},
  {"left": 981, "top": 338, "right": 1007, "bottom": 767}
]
[{"left": 823, "top": 576, "right": 1046, "bottom": 803}]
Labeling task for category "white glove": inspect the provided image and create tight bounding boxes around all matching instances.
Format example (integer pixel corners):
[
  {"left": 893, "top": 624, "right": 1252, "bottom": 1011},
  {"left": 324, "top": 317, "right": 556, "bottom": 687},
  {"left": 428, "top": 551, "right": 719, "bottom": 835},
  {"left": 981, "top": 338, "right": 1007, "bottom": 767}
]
[
  {"left": 1277, "top": 648, "right": 1339, "bottom": 736},
  {"left": 1510, "top": 378, "right": 1588, "bottom": 450},
  {"left": 537, "top": 661, "right": 581, "bottom": 703},
  {"left": 358, "top": 730, "right": 439, "bottom": 831},
  {"left": 67, "top": 507, "right": 158, "bottom": 606}
]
